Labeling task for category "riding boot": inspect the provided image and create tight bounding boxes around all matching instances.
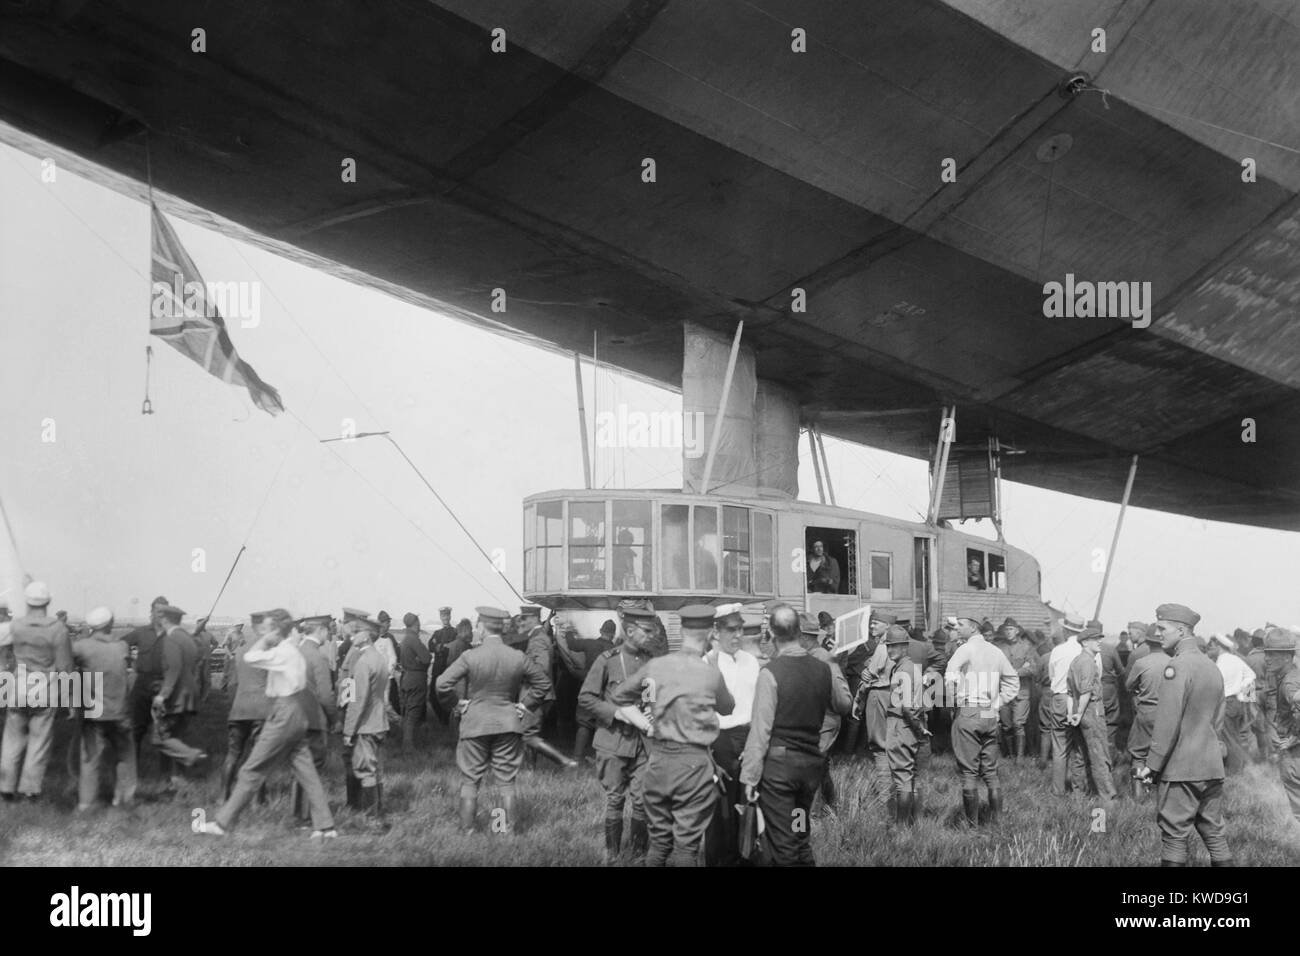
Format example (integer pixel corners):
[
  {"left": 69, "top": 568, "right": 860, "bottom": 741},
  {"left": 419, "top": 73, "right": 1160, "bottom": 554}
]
[
  {"left": 1013, "top": 732, "right": 1026, "bottom": 763},
  {"left": 604, "top": 817, "right": 624, "bottom": 865},
  {"left": 500, "top": 793, "right": 517, "bottom": 835},
  {"left": 458, "top": 795, "right": 477, "bottom": 833},
  {"left": 895, "top": 792, "right": 914, "bottom": 826},
  {"left": 627, "top": 817, "right": 649, "bottom": 862},
  {"left": 987, "top": 787, "right": 1002, "bottom": 824},
  {"left": 528, "top": 737, "right": 579, "bottom": 769},
  {"left": 962, "top": 790, "right": 980, "bottom": 827},
  {"left": 572, "top": 725, "right": 594, "bottom": 762},
  {"left": 345, "top": 771, "right": 361, "bottom": 809},
  {"left": 1037, "top": 733, "right": 1051, "bottom": 771}
]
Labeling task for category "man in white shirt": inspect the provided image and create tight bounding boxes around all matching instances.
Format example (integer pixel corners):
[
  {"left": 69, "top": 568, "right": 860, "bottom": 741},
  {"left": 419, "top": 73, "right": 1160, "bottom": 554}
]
[
  {"left": 1047, "top": 614, "right": 1087, "bottom": 796},
  {"left": 1207, "top": 634, "right": 1255, "bottom": 771},
  {"left": 704, "top": 603, "right": 760, "bottom": 866},
  {"left": 199, "top": 609, "right": 337, "bottom": 839}
]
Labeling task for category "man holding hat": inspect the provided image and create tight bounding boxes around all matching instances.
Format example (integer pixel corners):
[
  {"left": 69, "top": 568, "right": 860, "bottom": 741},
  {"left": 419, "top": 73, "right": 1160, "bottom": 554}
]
[
  {"left": 1047, "top": 614, "right": 1087, "bottom": 795},
  {"left": 1064, "top": 626, "right": 1117, "bottom": 806},
  {"left": 221, "top": 611, "right": 272, "bottom": 800},
  {"left": 397, "top": 612, "right": 432, "bottom": 753},
  {"left": 0, "top": 581, "right": 72, "bottom": 801},
  {"left": 72, "top": 606, "right": 136, "bottom": 810},
  {"left": 1260, "top": 627, "right": 1300, "bottom": 825},
  {"left": 343, "top": 614, "right": 390, "bottom": 818},
  {"left": 739, "top": 603, "right": 844, "bottom": 865},
  {"left": 199, "top": 609, "right": 337, "bottom": 839},
  {"left": 435, "top": 606, "right": 550, "bottom": 834},
  {"left": 1133, "top": 604, "right": 1232, "bottom": 866},
  {"left": 884, "top": 623, "right": 930, "bottom": 825},
  {"left": 611, "top": 605, "right": 734, "bottom": 867},
  {"left": 943, "top": 616, "right": 1019, "bottom": 825},
  {"left": 577, "top": 602, "right": 660, "bottom": 863},
  {"left": 704, "top": 602, "right": 761, "bottom": 865},
  {"left": 1124, "top": 623, "right": 1171, "bottom": 798},
  {"left": 518, "top": 605, "right": 576, "bottom": 769}
]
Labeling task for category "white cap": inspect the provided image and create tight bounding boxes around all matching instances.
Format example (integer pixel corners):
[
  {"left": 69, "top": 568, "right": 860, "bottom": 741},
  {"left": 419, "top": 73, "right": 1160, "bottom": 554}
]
[
  {"left": 24, "top": 581, "right": 51, "bottom": 607},
  {"left": 86, "top": 606, "right": 114, "bottom": 629},
  {"left": 1210, "top": 633, "right": 1234, "bottom": 651},
  {"left": 713, "top": 603, "right": 744, "bottom": 618}
]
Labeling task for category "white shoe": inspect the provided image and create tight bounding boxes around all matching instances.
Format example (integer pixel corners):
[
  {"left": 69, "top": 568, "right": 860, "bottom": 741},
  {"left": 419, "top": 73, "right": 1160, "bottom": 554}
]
[
  {"left": 198, "top": 821, "right": 226, "bottom": 836},
  {"left": 310, "top": 828, "right": 338, "bottom": 839}
]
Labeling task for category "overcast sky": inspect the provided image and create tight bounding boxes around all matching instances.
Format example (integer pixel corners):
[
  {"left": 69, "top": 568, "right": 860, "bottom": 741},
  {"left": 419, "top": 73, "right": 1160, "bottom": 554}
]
[{"left": 3, "top": 140, "right": 1298, "bottom": 635}]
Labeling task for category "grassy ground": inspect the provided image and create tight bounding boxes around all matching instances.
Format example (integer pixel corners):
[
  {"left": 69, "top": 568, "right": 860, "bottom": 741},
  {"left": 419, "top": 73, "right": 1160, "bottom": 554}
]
[{"left": 1, "top": 688, "right": 1297, "bottom": 866}]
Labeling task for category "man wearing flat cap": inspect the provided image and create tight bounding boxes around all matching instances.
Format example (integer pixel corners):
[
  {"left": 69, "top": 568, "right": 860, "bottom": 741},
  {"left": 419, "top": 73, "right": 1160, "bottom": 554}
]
[
  {"left": 153, "top": 604, "right": 207, "bottom": 782},
  {"left": 1133, "top": 604, "right": 1233, "bottom": 866},
  {"left": 578, "top": 603, "right": 661, "bottom": 863},
  {"left": 1124, "top": 623, "right": 1170, "bottom": 799},
  {"left": 611, "top": 606, "right": 734, "bottom": 867},
  {"left": 0, "top": 581, "right": 72, "bottom": 801},
  {"left": 1064, "top": 626, "right": 1117, "bottom": 806},
  {"left": 436, "top": 606, "right": 551, "bottom": 835}
]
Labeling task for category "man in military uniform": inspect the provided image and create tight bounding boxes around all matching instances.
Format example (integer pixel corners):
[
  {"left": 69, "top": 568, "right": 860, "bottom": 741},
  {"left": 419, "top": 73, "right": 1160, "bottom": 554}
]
[
  {"left": 1065, "top": 626, "right": 1117, "bottom": 806},
  {"left": 884, "top": 624, "right": 929, "bottom": 825},
  {"left": 0, "top": 582, "right": 72, "bottom": 801},
  {"left": 944, "top": 615, "right": 1019, "bottom": 825},
  {"left": 1100, "top": 628, "right": 1133, "bottom": 764},
  {"left": 342, "top": 615, "right": 390, "bottom": 819},
  {"left": 578, "top": 603, "right": 660, "bottom": 863},
  {"left": 518, "top": 605, "right": 577, "bottom": 769},
  {"left": 221, "top": 611, "right": 272, "bottom": 800},
  {"left": 199, "top": 609, "right": 337, "bottom": 839},
  {"left": 294, "top": 615, "right": 338, "bottom": 826},
  {"left": 435, "top": 606, "right": 550, "bottom": 834},
  {"left": 994, "top": 618, "right": 1033, "bottom": 762},
  {"left": 1245, "top": 630, "right": 1272, "bottom": 761},
  {"left": 1260, "top": 627, "right": 1300, "bottom": 826},
  {"left": 397, "top": 612, "right": 432, "bottom": 752},
  {"left": 71, "top": 606, "right": 135, "bottom": 810},
  {"left": 612, "top": 607, "right": 734, "bottom": 867},
  {"left": 1034, "top": 631, "right": 1060, "bottom": 770},
  {"left": 848, "top": 610, "right": 896, "bottom": 792},
  {"left": 1124, "top": 625, "right": 1170, "bottom": 799},
  {"left": 1133, "top": 604, "right": 1232, "bottom": 867},
  {"left": 740, "top": 604, "right": 845, "bottom": 865},
  {"left": 555, "top": 618, "right": 616, "bottom": 762}
]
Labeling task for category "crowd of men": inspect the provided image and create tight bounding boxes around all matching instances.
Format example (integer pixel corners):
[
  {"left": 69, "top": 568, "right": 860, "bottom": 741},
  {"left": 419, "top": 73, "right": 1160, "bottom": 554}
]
[{"left": 0, "top": 581, "right": 1297, "bottom": 866}]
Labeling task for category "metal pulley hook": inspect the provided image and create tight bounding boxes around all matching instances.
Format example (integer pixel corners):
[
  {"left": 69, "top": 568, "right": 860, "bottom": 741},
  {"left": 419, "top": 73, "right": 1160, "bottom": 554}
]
[{"left": 141, "top": 344, "right": 155, "bottom": 415}]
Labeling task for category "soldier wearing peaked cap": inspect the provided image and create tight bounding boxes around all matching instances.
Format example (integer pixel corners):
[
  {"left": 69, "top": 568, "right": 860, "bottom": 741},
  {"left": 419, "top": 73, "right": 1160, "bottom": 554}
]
[
  {"left": 1260, "top": 627, "right": 1300, "bottom": 826},
  {"left": 578, "top": 602, "right": 662, "bottom": 863},
  {"left": 435, "top": 607, "right": 551, "bottom": 835},
  {"left": 993, "top": 618, "right": 1034, "bottom": 762},
  {"left": 341, "top": 615, "right": 389, "bottom": 820},
  {"left": 1133, "top": 604, "right": 1233, "bottom": 866},
  {"left": 884, "top": 625, "right": 929, "bottom": 825},
  {"left": 518, "top": 605, "right": 577, "bottom": 770},
  {"left": 612, "top": 605, "right": 734, "bottom": 867}
]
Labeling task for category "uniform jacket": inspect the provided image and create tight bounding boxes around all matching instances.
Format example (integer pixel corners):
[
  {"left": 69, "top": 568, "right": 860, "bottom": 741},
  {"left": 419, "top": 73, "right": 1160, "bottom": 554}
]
[
  {"left": 343, "top": 643, "right": 390, "bottom": 737},
  {"left": 435, "top": 633, "right": 550, "bottom": 738},
  {"left": 1067, "top": 649, "right": 1102, "bottom": 702},
  {"left": 224, "top": 632, "right": 272, "bottom": 722},
  {"left": 578, "top": 644, "right": 653, "bottom": 757},
  {"left": 398, "top": 628, "right": 432, "bottom": 690},
  {"left": 524, "top": 627, "right": 556, "bottom": 703},
  {"left": 1124, "top": 648, "right": 1170, "bottom": 719},
  {"left": 125, "top": 623, "right": 165, "bottom": 681},
  {"left": 611, "top": 651, "right": 734, "bottom": 746},
  {"left": 71, "top": 632, "right": 130, "bottom": 722},
  {"left": 1005, "top": 638, "right": 1035, "bottom": 698},
  {"left": 158, "top": 625, "right": 199, "bottom": 714},
  {"left": 299, "top": 636, "right": 336, "bottom": 730},
  {"left": 9, "top": 610, "right": 72, "bottom": 675},
  {"left": 1145, "top": 638, "right": 1225, "bottom": 781},
  {"left": 1265, "top": 662, "right": 1300, "bottom": 751}
]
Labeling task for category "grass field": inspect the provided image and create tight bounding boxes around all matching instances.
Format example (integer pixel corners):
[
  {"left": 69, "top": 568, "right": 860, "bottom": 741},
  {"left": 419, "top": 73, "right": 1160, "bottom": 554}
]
[{"left": 1, "top": 686, "right": 1298, "bottom": 866}]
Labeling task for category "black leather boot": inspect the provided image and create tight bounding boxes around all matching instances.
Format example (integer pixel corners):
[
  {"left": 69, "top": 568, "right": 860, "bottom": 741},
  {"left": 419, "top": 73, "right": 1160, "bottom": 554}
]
[
  {"left": 527, "top": 737, "right": 579, "bottom": 769},
  {"left": 1013, "top": 733, "right": 1026, "bottom": 763},
  {"left": 627, "top": 817, "right": 649, "bottom": 862},
  {"left": 604, "top": 817, "right": 624, "bottom": 864},
  {"left": 962, "top": 790, "right": 980, "bottom": 827},
  {"left": 501, "top": 794, "right": 517, "bottom": 836},
  {"left": 896, "top": 792, "right": 914, "bottom": 826},
  {"left": 459, "top": 796, "right": 477, "bottom": 833},
  {"left": 987, "top": 787, "right": 1003, "bottom": 824},
  {"left": 572, "top": 725, "right": 593, "bottom": 762}
]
